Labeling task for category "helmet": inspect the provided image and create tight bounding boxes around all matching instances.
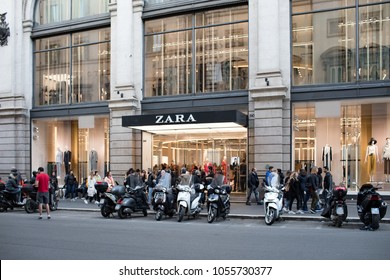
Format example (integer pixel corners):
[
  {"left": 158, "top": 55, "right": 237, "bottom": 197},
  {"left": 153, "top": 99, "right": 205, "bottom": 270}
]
[{"left": 11, "top": 168, "right": 18, "bottom": 176}]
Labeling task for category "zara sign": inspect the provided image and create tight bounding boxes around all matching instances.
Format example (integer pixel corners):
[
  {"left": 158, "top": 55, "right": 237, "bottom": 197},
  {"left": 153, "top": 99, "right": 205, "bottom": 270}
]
[{"left": 155, "top": 114, "right": 197, "bottom": 124}]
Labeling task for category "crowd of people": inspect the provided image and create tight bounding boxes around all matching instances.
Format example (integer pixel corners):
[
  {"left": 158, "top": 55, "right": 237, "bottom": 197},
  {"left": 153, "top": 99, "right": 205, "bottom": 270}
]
[{"left": 1, "top": 161, "right": 333, "bottom": 218}]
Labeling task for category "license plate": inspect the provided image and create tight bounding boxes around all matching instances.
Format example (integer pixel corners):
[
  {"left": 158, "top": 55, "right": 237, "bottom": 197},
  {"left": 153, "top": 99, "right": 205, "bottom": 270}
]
[
  {"left": 336, "top": 207, "right": 344, "bottom": 215},
  {"left": 371, "top": 208, "right": 379, "bottom": 214}
]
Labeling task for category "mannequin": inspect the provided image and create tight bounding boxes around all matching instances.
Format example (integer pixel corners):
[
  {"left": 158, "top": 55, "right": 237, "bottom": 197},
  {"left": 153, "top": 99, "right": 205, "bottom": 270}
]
[
  {"left": 90, "top": 148, "right": 98, "bottom": 171},
  {"left": 322, "top": 144, "right": 332, "bottom": 170},
  {"left": 63, "top": 146, "right": 72, "bottom": 175},
  {"left": 382, "top": 137, "right": 390, "bottom": 182},
  {"left": 56, "top": 147, "right": 63, "bottom": 178},
  {"left": 365, "top": 137, "right": 379, "bottom": 182}
]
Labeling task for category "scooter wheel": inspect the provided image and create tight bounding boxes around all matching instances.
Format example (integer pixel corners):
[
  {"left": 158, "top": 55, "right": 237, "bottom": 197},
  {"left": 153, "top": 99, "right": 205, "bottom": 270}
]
[
  {"left": 155, "top": 210, "right": 163, "bottom": 221},
  {"left": 371, "top": 214, "right": 380, "bottom": 230},
  {"left": 100, "top": 205, "right": 112, "bottom": 218},
  {"left": 143, "top": 209, "right": 148, "bottom": 217},
  {"left": 25, "top": 199, "right": 36, "bottom": 214},
  {"left": 265, "top": 208, "right": 276, "bottom": 225},
  {"left": 118, "top": 207, "right": 127, "bottom": 219},
  {"left": 178, "top": 205, "right": 185, "bottom": 222},
  {"left": 207, "top": 207, "right": 217, "bottom": 223}
]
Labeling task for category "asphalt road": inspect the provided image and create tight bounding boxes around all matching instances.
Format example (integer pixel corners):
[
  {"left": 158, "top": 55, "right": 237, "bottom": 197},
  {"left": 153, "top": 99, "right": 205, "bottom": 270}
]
[{"left": 0, "top": 210, "right": 389, "bottom": 260}]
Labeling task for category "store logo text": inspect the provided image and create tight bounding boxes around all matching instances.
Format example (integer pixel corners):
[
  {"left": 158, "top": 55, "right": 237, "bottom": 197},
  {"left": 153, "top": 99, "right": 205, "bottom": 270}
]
[{"left": 155, "top": 114, "right": 197, "bottom": 124}]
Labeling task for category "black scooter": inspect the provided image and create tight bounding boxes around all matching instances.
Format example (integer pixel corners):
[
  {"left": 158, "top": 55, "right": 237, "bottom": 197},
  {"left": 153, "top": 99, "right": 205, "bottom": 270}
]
[
  {"left": 206, "top": 184, "right": 231, "bottom": 223},
  {"left": 357, "top": 183, "right": 387, "bottom": 231},
  {"left": 152, "top": 185, "right": 176, "bottom": 221},
  {"left": 115, "top": 185, "right": 149, "bottom": 219},
  {"left": 321, "top": 184, "right": 348, "bottom": 227}
]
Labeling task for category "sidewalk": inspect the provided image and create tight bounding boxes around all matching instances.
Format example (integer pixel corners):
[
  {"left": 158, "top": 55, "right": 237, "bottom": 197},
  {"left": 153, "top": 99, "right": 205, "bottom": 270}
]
[{"left": 57, "top": 192, "right": 390, "bottom": 223}]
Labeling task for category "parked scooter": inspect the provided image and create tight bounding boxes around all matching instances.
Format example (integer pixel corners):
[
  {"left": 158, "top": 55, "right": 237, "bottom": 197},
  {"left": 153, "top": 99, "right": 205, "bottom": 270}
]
[
  {"left": 357, "top": 183, "right": 387, "bottom": 231},
  {"left": 206, "top": 184, "right": 231, "bottom": 223},
  {"left": 152, "top": 185, "right": 176, "bottom": 221},
  {"left": 116, "top": 185, "right": 149, "bottom": 219},
  {"left": 176, "top": 176, "right": 204, "bottom": 222},
  {"left": 23, "top": 182, "right": 59, "bottom": 213},
  {"left": 96, "top": 182, "right": 125, "bottom": 218},
  {"left": 321, "top": 184, "right": 348, "bottom": 227},
  {"left": 263, "top": 181, "right": 284, "bottom": 225}
]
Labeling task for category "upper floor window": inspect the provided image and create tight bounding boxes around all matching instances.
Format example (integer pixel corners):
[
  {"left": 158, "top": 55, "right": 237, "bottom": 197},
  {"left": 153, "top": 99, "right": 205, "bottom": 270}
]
[
  {"left": 292, "top": 1, "right": 390, "bottom": 86},
  {"left": 35, "top": 0, "right": 109, "bottom": 25},
  {"left": 144, "top": 5, "right": 248, "bottom": 97},
  {"left": 34, "top": 28, "right": 111, "bottom": 107}
]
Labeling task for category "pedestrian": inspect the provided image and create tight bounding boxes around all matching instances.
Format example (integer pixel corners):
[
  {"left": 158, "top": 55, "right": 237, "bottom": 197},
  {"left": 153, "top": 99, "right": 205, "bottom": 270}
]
[
  {"left": 246, "top": 167, "right": 261, "bottom": 205},
  {"left": 307, "top": 167, "right": 320, "bottom": 214},
  {"left": 286, "top": 172, "right": 304, "bottom": 214},
  {"left": 50, "top": 171, "right": 58, "bottom": 191},
  {"left": 316, "top": 167, "right": 324, "bottom": 210},
  {"left": 85, "top": 171, "right": 97, "bottom": 204},
  {"left": 265, "top": 166, "right": 273, "bottom": 186},
  {"left": 146, "top": 169, "right": 156, "bottom": 204},
  {"left": 298, "top": 168, "right": 308, "bottom": 211},
  {"left": 104, "top": 171, "right": 116, "bottom": 192},
  {"left": 64, "top": 170, "right": 76, "bottom": 201},
  {"left": 35, "top": 167, "right": 51, "bottom": 219},
  {"left": 323, "top": 166, "right": 333, "bottom": 204},
  {"left": 282, "top": 170, "right": 292, "bottom": 211}
]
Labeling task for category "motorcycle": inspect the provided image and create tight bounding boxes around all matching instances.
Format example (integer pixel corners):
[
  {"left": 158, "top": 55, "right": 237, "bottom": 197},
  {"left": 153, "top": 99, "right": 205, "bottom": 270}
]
[
  {"left": 357, "top": 183, "right": 387, "bottom": 231},
  {"left": 115, "top": 185, "right": 149, "bottom": 219},
  {"left": 24, "top": 183, "right": 59, "bottom": 213},
  {"left": 321, "top": 184, "right": 348, "bottom": 227},
  {"left": 0, "top": 183, "right": 26, "bottom": 212},
  {"left": 152, "top": 185, "right": 176, "bottom": 221},
  {"left": 176, "top": 182, "right": 204, "bottom": 222},
  {"left": 263, "top": 182, "right": 284, "bottom": 225},
  {"left": 96, "top": 182, "right": 125, "bottom": 218},
  {"left": 206, "top": 184, "right": 231, "bottom": 223}
]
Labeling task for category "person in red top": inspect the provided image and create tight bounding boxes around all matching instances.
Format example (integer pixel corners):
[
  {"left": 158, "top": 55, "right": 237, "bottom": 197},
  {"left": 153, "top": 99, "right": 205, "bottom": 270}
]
[{"left": 35, "top": 167, "right": 51, "bottom": 219}]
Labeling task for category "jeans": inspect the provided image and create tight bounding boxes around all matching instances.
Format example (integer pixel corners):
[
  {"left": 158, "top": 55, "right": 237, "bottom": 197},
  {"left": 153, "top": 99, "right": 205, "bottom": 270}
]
[
  {"left": 148, "top": 187, "right": 154, "bottom": 204},
  {"left": 65, "top": 184, "right": 75, "bottom": 199},
  {"left": 246, "top": 187, "right": 259, "bottom": 203}
]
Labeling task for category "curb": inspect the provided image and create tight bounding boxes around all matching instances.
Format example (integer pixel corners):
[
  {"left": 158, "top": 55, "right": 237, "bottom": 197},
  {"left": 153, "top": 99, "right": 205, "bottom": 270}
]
[{"left": 57, "top": 207, "right": 390, "bottom": 223}]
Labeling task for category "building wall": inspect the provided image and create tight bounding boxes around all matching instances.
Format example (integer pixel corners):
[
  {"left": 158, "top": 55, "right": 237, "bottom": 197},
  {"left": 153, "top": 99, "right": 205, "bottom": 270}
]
[{"left": 0, "top": 0, "right": 31, "bottom": 179}]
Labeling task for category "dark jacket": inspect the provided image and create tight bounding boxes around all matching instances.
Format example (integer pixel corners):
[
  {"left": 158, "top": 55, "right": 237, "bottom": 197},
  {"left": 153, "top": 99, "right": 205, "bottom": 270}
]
[
  {"left": 5, "top": 175, "right": 19, "bottom": 191},
  {"left": 248, "top": 171, "right": 259, "bottom": 189},
  {"left": 307, "top": 173, "right": 319, "bottom": 191},
  {"left": 323, "top": 171, "right": 332, "bottom": 190}
]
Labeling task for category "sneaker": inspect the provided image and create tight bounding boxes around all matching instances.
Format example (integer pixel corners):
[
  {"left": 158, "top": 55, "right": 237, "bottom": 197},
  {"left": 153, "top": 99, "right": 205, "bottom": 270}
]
[
  {"left": 282, "top": 207, "right": 288, "bottom": 212},
  {"left": 47, "top": 216, "right": 51, "bottom": 219},
  {"left": 84, "top": 200, "right": 88, "bottom": 204},
  {"left": 297, "top": 210, "right": 304, "bottom": 214},
  {"left": 257, "top": 201, "right": 263, "bottom": 205},
  {"left": 38, "top": 216, "right": 42, "bottom": 220},
  {"left": 309, "top": 209, "right": 316, "bottom": 214},
  {"left": 71, "top": 198, "right": 75, "bottom": 202},
  {"left": 245, "top": 201, "right": 251, "bottom": 206},
  {"left": 288, "top": 211, "right": 296, "bottom": 214},
  {"left": 94, "top": 201, "right": 99, "bottom": 205}
]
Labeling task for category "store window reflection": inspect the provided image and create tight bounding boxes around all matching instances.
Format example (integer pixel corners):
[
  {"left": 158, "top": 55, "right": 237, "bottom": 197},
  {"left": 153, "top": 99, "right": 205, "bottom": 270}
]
[
  {"left": 34, "top": 28, "right": 111, "bottom": 107},
  {"left": 293, "top": 99, "right": 390, "bottom": 189},
  {"left": 144, "top": 5, "right": 248, "bottom": 97},
  {"left": 292, "top": 1, "right": 390, "bottom": 86},
  {"left": 31, "top": 116, "right": 110, "bottom": 183}
]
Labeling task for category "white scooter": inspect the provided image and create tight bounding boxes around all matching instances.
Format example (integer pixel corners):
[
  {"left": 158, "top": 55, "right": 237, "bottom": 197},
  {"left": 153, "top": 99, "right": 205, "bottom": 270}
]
[
  {"left": 263, "top": 181, "right": 284, "bottom": 226},
  {"left": 176, "top": 174, "right": 204, "bottom": 222}
]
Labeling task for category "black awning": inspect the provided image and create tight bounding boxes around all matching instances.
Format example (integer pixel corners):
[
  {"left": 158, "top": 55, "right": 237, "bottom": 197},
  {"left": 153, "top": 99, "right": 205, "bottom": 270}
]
[{"left": 122, "top": 110, "right": 247, "bottom": 134}]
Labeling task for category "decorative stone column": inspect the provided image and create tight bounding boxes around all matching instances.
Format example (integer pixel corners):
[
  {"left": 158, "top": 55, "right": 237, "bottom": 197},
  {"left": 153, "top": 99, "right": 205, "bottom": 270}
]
[
  {"left": 248, "top": 0, "right": 291, "bottom": 176},
  {"left": 108, "top": 0, "right": 144, "bottom": 179}
]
